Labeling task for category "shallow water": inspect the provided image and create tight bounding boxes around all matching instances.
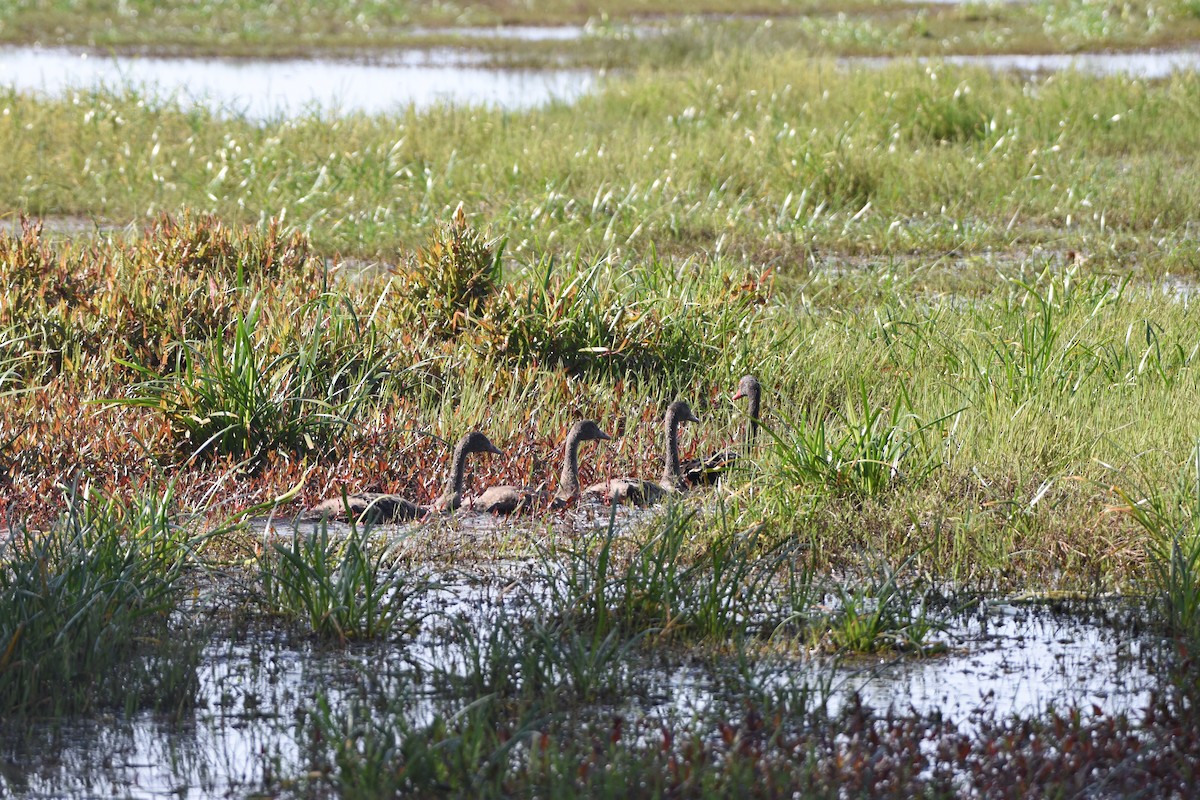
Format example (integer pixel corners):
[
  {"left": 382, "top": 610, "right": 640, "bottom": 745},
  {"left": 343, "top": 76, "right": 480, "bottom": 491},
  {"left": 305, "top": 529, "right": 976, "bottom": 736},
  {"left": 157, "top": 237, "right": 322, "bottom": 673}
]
[
  {"left": 0, "top": 46, "right": 597, "bottom": 119},
  {"left": 947, "top": 50, "right": 1200, "bottom": 78},
  {"left": 0, "top": 560, "right": 1163, "bottom": 798},
  {"left": 3, "top": 42, "right": 1199, "bottom": 125},
  {"left": 411, "top": 25, "right": 590, "bottom": 41},
  {"left": 855, "top": 49, "right": 1200, "bottom": 78}
]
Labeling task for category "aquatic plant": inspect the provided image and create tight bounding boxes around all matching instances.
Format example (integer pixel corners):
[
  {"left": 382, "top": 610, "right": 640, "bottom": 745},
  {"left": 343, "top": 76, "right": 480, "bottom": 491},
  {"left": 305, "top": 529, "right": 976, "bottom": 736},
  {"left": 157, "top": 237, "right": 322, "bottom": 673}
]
[
  {"left": 1116, "top": 442, "right": 1200, "bottom": 643},
  {"left": 432, "top": 607, "right": 641, "bottom": 708},
  {"left": 258, "top": 517, "right": 425, "bottom": 642},
  {"left": 303, "top": 662, "right": 1200, "bottom": 800},
  {"left": 0, "top": 480, "right": 201, "bottom": 717},
  {"left": 540, "top": 504, "right": 796, "bottom": 644},
  {"left": 825, "top": 550, "right": 941, "bottom": 654}
]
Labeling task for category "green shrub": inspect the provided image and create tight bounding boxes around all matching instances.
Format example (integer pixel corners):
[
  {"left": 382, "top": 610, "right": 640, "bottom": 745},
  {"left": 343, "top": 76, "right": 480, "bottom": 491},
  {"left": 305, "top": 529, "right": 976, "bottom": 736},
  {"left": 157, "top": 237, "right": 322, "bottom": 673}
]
[{"left": 393, "top": 205, "right": 502, "bottom": 337}]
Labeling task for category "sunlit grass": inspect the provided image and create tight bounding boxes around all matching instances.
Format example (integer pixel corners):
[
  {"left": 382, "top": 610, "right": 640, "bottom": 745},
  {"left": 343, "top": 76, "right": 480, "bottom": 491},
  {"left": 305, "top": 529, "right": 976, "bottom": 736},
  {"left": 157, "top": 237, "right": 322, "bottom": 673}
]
[
  {"left": 4, "top": 50, "right": 1200, "bottom": 591},
  {"left": 3, "top": 58, "right": 1200, "bottom": 267},
  {"left": 2, "top": 0, "right": 1199, "bottom": 63}
]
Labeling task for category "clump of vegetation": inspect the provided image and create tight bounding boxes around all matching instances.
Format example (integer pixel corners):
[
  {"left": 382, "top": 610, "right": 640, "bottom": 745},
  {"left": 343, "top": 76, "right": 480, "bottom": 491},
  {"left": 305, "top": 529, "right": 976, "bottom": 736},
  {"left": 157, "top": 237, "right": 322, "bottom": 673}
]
[
  {"left": 901, "top": 83, "right": 991, "bottom": 144},
  {"left": 138, "top": 210, "right": 313, "bottom": 282},
  {"left": 114, "top": 296, "right": 393, "bottom": 468},
  {"left": 767, "top": 381, "right": 941, "bottom": 499},
  {"left": 825, "top": 551, "right": 940, "bottom": 653},
  {"left": 476, "top": 254, "right": 762, "bottom": 383},
  {"left": 393, "top": 205, "right": 502, "bottom": 337},
  {"left": 1117, "top": 444, "right": 1200, "bottom": 646},
  {"left": 259, "top": 519, "right": 425, "bottom": 643},
  {"left": 0, "top": 218, "right": 88, "bottom": 316},
  {"left": 0, "top": 481, "right": 201, "bottom": 717},
  {"left": 0, "top": 213, "right": 323, "bottom": 377},
  {"left": 540, "top": 505, "right": 806, "bottom": 645}
]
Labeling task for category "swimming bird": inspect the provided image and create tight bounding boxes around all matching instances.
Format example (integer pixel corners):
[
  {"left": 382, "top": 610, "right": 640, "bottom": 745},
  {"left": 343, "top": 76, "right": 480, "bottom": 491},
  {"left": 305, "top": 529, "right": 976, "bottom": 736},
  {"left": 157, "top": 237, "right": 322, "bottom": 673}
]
[
  {"left": 583, "top": 400, "right": 700, "bottom": 506},
  {"left": 303, "top": 431, "right": 503, "bottom": 524},
  {"left": 469, "top": 419, "right": 612, "bottom": 514},
  {"left": 682, "top": 374, "right": 762, "bottom": 486}
]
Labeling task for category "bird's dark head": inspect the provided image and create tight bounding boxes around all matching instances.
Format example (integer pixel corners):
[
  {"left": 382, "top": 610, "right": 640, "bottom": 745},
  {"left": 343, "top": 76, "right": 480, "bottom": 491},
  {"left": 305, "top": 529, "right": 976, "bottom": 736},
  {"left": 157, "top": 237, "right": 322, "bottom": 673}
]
[
  {"left": 666, "top": 400, "right": 701, "bottom": 426},
  {"left": 732, "top": 374, "right": 760, "bottom": 402},
  {"left": 571, "top": 419, "right": 612, "bottom": 442},
  {"left": 461, "top": 431, "right": 504, "bottom": 457}
]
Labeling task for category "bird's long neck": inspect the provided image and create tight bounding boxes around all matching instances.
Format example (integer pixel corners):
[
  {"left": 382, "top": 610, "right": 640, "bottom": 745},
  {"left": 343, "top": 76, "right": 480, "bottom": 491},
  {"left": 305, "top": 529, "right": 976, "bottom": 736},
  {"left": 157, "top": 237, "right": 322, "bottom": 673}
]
[
  {"left": 557, "top": 430, "right": 583, "bottom": 499},
  {"left": 746, "top": 385, "right": 761, "bottom": 446},
  {"left": 437, "top": 438, "right": 470, "bottom": 511},
  {"left": 662, "top": 411, "right": 683, "bottom": 486}
]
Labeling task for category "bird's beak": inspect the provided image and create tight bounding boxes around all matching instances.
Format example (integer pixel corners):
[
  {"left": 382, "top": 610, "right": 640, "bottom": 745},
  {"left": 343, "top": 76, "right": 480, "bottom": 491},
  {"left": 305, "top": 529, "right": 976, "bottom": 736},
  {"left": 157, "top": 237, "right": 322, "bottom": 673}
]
[
  {"left": 686, "top": 411, "right": 701, "bottom": 424},
  {"left": 597, "top": 430, "right": 612, "bottom": 441},
  {"left": 488, "top": 444, "right": 505, "bottom": 456},
  {"left": 732, "top": 389, "right": 746, "bottom": 401}
]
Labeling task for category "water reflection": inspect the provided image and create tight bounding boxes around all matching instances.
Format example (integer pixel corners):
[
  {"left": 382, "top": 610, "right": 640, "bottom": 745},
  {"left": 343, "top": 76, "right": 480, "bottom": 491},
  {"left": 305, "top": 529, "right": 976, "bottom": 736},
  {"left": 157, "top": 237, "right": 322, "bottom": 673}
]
[
  {"left": 0, "top": 565, "right": 1161, "bottom": 798},
  {"left": 0, "top": 46, "right": 597, "bottom": 120}
]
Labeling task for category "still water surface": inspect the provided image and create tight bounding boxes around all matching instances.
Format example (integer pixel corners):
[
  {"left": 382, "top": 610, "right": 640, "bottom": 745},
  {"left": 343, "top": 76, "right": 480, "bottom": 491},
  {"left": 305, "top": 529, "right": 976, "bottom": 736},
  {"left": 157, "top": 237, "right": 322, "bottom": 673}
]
[
  {"left": 3, "top": 43, "right": 1199, "bottom": 123},
  {"left": 0, "top": 46, "right": 597, "bottom": 119}
]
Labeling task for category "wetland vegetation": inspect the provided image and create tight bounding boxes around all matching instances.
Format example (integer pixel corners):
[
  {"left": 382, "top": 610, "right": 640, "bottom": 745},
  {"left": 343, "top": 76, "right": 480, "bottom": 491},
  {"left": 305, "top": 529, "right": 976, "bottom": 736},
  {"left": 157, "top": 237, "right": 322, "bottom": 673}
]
[
  {"left": 3, "top": 1, "right": 1200, "bottom": 796},
  {"left": 5, "top": 0, "right": 1200, "bottom": 62}
]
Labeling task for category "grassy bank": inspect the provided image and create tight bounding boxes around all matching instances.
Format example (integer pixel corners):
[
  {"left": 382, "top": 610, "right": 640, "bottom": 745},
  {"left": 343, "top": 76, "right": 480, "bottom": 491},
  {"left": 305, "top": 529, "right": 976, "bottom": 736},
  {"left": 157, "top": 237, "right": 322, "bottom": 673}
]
[
  {"left": 3, "top": 0, "right": 1200, "bottom": 62},
  {"left": 5, "top": 56, "right": 1200, "bottom": 591},
  {"left": 2, "top": 202, "right": 1200, "bottom": 590},
  {"left": 4, "top": 58, "right": 1200, "bottom": 276}
]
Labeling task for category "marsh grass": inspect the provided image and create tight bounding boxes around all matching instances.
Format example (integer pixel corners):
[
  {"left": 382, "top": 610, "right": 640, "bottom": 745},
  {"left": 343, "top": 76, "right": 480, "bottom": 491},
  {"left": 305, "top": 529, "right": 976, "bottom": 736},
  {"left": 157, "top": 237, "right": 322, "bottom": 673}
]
[
  {"left": 6, "top": 60, "right": 1200, "bottom": 264},
  {"left": 476, "top": 249, "right": 760, "bottom": 383},
  {"left": 0, "top": 327, "right": 30, "bottom": 398},
  {"left": 826, "top": 550, "right": 942, "bottom": 654},
  {"left": 7, "top": 45, "right": 1200, "bottom": 589},
  {"left": 539, "top": 504, "right": 806, "bottom": 646},
  {"left": 5, "top": 0, "right": 1200, "bottom": 64},
  {"left": 114, "top": 294, "right": 394, "bottom": 467},
  {"left": 314, "top": 687, "right": 548, "bottom": 799},
  {"left": 1116, "top": 443, "right": 1200, "bottom": 642},
  {"left": 766, "top": 381, "right": 942, "bottom": 499},
  {"left": 0, "top": 480, "right": 201, "bottom": 717},
  {"left": 258, "top": 518, "right": 425, "bottom": 642}
]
